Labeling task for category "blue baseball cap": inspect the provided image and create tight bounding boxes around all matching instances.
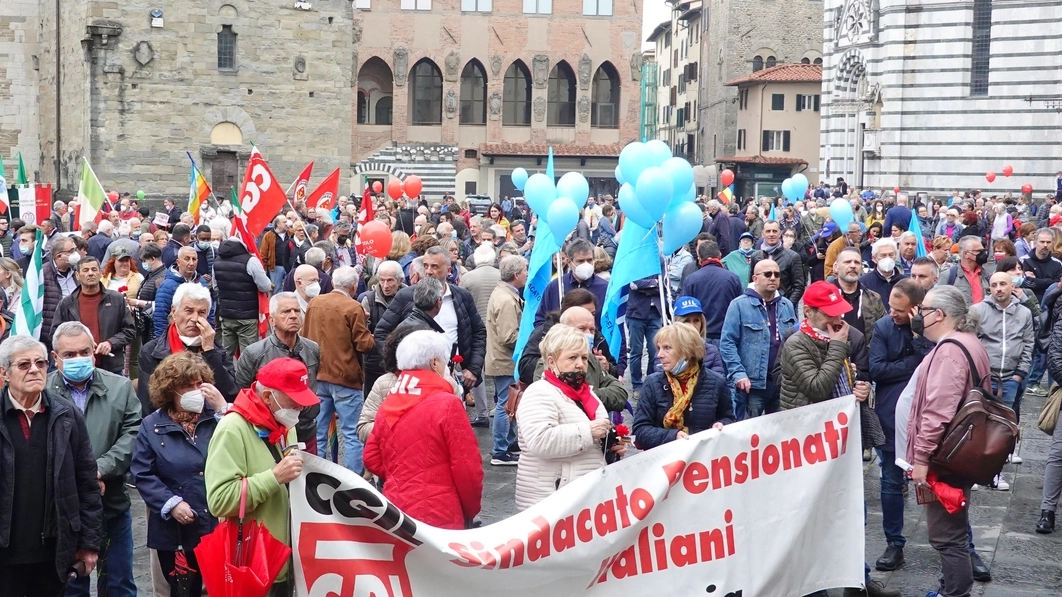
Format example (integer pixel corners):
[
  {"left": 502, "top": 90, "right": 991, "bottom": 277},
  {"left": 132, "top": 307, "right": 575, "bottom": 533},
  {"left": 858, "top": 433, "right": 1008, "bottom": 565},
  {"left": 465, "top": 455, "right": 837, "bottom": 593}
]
[
  {"left": 673, "top": 296, "right": 702, "bottom": 317},
  {"left": 820, "top": 222, "right": 838, "bottom": 237}
]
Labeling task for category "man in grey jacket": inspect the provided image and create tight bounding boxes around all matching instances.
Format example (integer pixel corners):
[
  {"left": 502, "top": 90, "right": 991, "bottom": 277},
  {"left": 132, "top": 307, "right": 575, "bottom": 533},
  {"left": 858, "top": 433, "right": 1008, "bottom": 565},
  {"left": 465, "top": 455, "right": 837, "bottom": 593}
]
[
  {"left": 46, "top": 322, "right": 141, "bottom": 597},
  {"left": 970, "top": 271, "right": 1034, "bottom": 413},
  {"left": 460, "top": 245, "right": 500, "bottom": 427}
]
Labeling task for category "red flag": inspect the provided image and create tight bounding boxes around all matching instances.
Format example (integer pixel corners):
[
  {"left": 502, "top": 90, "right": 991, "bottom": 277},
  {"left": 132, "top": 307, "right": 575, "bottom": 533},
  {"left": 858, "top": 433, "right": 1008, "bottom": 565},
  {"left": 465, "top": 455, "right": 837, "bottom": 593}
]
[
  {"left": 304, "top": 168, "right": 340, "bottom": 210},
  {"left": 35, "top": 184, "right": 52, "bottom": 224},
  {"left": 354, "top": 187, "right": 375, "bottom": 256},
  {"left": 237, "top": 150, "right": 289, "bottom": 237},
  {"left": 291, "top": 161, "right": 314, "bottom": 203},
  {"left": 229, "top": 216, "right": 271, "bottom": 339}
]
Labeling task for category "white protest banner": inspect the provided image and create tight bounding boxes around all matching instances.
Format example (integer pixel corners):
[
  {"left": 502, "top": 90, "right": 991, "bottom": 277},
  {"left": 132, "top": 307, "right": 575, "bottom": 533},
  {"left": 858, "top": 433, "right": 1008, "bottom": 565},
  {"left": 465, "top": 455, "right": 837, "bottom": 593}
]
[{"left": 291, "top": 396, "right": 865, "bottom": 597}]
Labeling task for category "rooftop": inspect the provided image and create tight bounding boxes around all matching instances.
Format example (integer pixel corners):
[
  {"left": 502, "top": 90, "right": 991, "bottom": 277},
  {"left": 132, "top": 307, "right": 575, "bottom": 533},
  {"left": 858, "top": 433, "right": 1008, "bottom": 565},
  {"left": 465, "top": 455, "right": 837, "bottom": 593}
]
[
  {"left": 725, "top": 63, "right": 823, "bottom": 87},
  {"left": 714, "top": 155, "right": 809, "bottom": 166}
]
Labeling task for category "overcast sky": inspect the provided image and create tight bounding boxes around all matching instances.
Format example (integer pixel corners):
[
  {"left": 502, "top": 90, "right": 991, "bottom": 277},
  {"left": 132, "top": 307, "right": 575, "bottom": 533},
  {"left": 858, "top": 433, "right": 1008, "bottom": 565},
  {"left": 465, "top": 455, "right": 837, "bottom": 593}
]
[{"left": 642, "top": 0, "right": 671, "bottom": 51}]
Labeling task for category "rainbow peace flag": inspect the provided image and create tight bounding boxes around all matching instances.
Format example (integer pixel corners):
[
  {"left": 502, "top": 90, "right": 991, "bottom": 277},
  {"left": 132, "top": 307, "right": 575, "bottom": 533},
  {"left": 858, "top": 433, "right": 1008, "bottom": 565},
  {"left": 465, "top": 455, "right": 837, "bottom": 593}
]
[{"left": 186, "top": 152, "right": 211, "bottom": 225}]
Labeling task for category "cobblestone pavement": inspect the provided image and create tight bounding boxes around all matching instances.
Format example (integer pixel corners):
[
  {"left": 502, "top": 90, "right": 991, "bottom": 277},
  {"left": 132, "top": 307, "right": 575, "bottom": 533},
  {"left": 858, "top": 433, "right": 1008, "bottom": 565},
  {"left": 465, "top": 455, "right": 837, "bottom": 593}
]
[{"left": 123, "top": 385, "right": 1060, "bottom": 596}]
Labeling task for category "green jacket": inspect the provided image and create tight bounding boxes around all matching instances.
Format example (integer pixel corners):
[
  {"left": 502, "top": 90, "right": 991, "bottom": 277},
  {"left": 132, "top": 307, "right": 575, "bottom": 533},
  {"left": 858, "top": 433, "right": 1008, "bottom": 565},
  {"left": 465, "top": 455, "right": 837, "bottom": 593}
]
[
  {"left": 205, "top": 411, "right": 296, "bottom": 580},
  {"left": 780, "top": 331, "right": 851, "bottom": 410},
  {"left": 46, "top": 368, "right": 141, "bottom": 518},
  {"left": 721, "top": 250, "right": 753, "bottom": 287}
]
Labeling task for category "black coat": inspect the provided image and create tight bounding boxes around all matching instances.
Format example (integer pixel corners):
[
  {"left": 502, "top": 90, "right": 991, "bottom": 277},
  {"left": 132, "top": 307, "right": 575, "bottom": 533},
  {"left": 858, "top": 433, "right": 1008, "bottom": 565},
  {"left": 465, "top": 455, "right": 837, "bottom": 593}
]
[
  {"left": 51, "top": 287, "right": 135, "bottom": 374},
  {"left": 632, "top": 366, "right": 735, "bottom": 450},
  {"left": 373, "top": 283, "right": 487, "bottom": 382},
  {"left": 136, "top": 337, "right": 238, "bottom": 416},
  {"left": 214, "top": 240, "right": 259, "bottom": 320},
  {"left": 0, "top": 389, "right": 103, "bottom": 579}
]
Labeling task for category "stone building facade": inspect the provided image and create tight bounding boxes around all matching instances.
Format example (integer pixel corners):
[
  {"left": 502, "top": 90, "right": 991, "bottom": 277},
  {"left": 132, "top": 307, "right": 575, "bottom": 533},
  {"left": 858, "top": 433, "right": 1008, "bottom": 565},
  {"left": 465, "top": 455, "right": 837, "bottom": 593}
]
[
  {"left": 647, "top": 0, "right": 702, "bottom": 163},
  {"left": 352, "top": 0, "right": 642, "bottom": 202},
  {"left": 0, "top": 0, "right": 41, "bottom": 181},
  {"left": 820, "top": 0, "right": 1062, "bottom": 195},
  {"left": 698, "top": 0, "right": 822, "bottom": 171}
]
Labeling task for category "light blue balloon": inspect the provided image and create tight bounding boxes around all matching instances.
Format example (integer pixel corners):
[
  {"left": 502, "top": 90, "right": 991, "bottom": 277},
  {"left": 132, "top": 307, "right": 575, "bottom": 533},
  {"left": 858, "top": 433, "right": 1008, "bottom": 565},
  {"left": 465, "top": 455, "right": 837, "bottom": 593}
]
[
  {"left": 619, "top": 142, "right": 651, "bottom": 189},
  {"left": 615, "top": 165, "right": 626, "bottom": 186},
  {"left": 662, "top": 157, "right": 694, "bottom": 209},
  {"left": 635, "top": 166, "right": 674, "bottom": 223},
  {"left": 663, "top": 201, "right": 703, "bottom": 255},
  {"left": 830, "top": 198, "right": 854, "bottom": 231},
  {"left": 682, "top": 184, "right": 696, "bottom": 203},
  {"left": 523, "top": 173, "right": 556, "bottom": 216},
  {"left": 618, "top": 182, "right": 655, "bottom": 228},
  {"left": 546, "top": 199, "right": 580, "bottom": 240},
  {"left": 644, "top": 139, "right": 673, "bottom": 167},
  {"left": 792, "top": 173, "right": 809, "bottom": 199},
  {"left": 511, "top": 168, "right": 529, "bottom": 191},
  {"left": 781, "top": 178, "right": 794, "bottom": 201},
  {"left": 557, "top": 172, "right": 590, "bottom": 210}
]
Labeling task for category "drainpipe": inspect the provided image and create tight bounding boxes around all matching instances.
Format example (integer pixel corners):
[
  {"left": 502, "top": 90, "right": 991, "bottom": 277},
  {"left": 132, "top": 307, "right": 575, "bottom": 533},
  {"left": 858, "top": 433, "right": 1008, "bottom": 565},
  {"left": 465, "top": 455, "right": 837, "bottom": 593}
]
[{"left": 55, "top": 0, "right": 61, "bottom": 185}]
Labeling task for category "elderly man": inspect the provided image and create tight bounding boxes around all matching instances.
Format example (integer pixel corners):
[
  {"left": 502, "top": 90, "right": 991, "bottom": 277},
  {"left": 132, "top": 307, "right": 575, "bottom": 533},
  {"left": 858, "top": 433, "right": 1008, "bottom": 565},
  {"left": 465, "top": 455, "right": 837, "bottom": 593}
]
[
  {"left": 461, "top": 245, "right": 501, "bottom": 425},
  {"left": 359, "top": 260, "right": 406, "bottom": 392},
  {"left": 897, "top": 231, "right": 918, "bottom": 275},
  {"left": 703, "top": 200, "right": 733, "bottom": 256},
  {"left": 104, "top": 222, "right": 142, "bottom": 271},
  {"left": 0, "top": 335, "right": 102, "bottom": 596},
  {"left": 206, "top": 358, "right": 318, "bottom": 597},
  {"left": 485, "top": 256, "right": 528, "bottom": 461},
  {"left": 236, "top": 292, "right": 322, "bottom": 456},
  {"left": 87, "top": 220, "right": 114, "bottom": 262},
  {"left": 394, "top": 278, "right": 447, "bottom": 335},
  {"left": 47, "top": 323, "right": 141, "bottom": 597},
  {"left": 138, "top": 283, "right": 238, "bottom": 414},
  {"left": 51, "top": 255, "right": 135, "bottom": 374},
  {"left": 293, "top": 263, "right": 322, "bottom": 316},
  {"left": 161, "top": 223, "right": 191, "bottom": 268},
  {"left": 258, "top": 217, "right": 291, "bottom": 294},
  {"left": 42, "top": 235, "right": 81, "bottom": 351},
  {"left": 282, "top": 246, "right": 334, "bottom": 296},
  {"left": 860, "top": 238, "right": 908, "bottom": 306},
  {"left": 152, "top": 245, "right": 213, "bottom": 337},
  {"left": 374, "top": 246, "right": 487, "bottom": 395},
  {"left": 533, "top": 238, "right": 609, "bottom": 328},
  {"left": 302, "top": 266, "right": 377, "bottom": 474},
  {"left": 214, "top": 237, "right": 272, "bottom": 358},
  {"left": 942, "top": 236, "right": 990, "bottom": 304}
]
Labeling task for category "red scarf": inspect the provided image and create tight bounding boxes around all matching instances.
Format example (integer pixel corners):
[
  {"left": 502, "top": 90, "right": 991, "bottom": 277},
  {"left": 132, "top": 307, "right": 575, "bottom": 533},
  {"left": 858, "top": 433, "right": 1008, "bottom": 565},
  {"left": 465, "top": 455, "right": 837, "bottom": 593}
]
[
  {"left": 543, "top": 370, "right": 600, "bottom": 420},
  {"left": 700, "top": 258, "right": 723, "bottom": 268},
  {"left": 167, "top": 323, "right": 187, "bottom": 355},
  {"left": 377, "top": 370, "right": 458, "bottom": 429},
  {"left": 799, "top": 319, "right": 831, "bottom": 343},
  {"left": 227, "top": 388, "right": 288, "bottom": 444}
]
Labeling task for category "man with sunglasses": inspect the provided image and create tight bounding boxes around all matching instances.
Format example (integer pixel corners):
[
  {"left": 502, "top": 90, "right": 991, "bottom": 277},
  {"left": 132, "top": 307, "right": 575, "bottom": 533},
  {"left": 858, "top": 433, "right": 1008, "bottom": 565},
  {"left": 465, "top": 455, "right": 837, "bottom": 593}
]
[{"left": 720, "top": 258, "right": 797, "bottom": 419}]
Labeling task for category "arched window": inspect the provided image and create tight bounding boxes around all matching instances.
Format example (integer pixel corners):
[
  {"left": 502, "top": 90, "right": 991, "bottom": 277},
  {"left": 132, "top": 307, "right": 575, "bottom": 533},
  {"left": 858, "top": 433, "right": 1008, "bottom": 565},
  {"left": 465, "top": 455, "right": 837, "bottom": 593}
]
[
  {"left": 503, "top": 61, "right": 532, "bottom": 126},
  {"left": 409, "top": 59, "right": 443, "bottom": 125},
  {"left": 752, "top": 56, "right": 763, "bottom": 72},
  {"left": 547, "top": 61, "right": 576, "bottom": 127},
  {"left": 590, "top": 63, "right": 619, "bottom": 129},
  {"left": 814, "top": 57, "right": 823, "bottom": 65},
  {"left": 801, "top": 57, "right": 810, "bottom": 65},
  {"left": 357, "top": 91, "right": 368, "bottom": 124},
  {"left": 765, "top": 56, "right": 777, "bottom": 68},
  {"left": 375, "top": 96, "right": 393, "bottom": 125},
  {"left": 217, "top": 25, "right": 237, "bottom": 70},
  {"left": 460, "top": 60, "right": 487, "bottom": 125}
]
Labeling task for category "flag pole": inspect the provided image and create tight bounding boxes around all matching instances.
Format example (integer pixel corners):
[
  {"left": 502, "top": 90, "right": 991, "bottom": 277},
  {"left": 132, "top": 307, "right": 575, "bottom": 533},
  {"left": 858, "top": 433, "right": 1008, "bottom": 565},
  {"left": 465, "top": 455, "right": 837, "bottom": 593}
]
[
  {"left": 556, "top": 251, "right": 563, "bottom": 306},
  {"left": 657, "top": 237, "right": 672, "bottom": 326}
]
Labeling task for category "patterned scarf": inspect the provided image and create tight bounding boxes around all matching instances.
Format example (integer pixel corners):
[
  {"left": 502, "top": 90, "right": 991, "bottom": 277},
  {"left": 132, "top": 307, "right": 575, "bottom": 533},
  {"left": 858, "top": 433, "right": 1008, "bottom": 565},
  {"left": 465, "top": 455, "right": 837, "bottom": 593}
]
[
  {"left": 663, "top": 361, "right": 702, "bottom": 433},
  {"left": 168, "top": 408, "right": 199, "bottom": 439},
  {"left": 543, "top": 370, "right": 601, "bottom": 420},
  {"left": 799, "top": 320, "right": 854, "bottom": 400}
]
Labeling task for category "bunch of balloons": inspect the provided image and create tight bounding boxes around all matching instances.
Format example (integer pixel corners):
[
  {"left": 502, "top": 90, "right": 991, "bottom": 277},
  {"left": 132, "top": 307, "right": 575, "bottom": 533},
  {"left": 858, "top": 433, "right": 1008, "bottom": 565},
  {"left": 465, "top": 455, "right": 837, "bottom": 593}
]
[
  {"left": 779, "top": 173, "right": 809, "bottom": 203},
  {"left": 987, "top": 165, "right": 1013, "bottom": 183},
  {"left": 513, "top": 166, "right": 592, "bottom": 240},
  {"left": 613, "top": 140, "right": 700, "bottom": 254},
  {"left": 385, "top": 175, "right": 424, "bottom": 200}
]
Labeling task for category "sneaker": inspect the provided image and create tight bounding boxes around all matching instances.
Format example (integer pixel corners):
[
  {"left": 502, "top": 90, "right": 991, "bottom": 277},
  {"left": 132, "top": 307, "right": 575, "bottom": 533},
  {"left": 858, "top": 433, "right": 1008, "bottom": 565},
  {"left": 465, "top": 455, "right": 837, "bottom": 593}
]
[
  {"left": 1036, "top": 510, "right": 1055, "bottom": 534},
  {"left": 470, "top": 416, "right": 490, "bottom": 428},
  {"left": 992, "top": 475, "right": 1010, "bottom": 491},
  {"left": 972, "top": 483, "right": 983, "bottom": 491},
  {"left": 1027, "top": 384, "right": 1047, "bottom": 396},
  {"left": 490, "top": 452, "right": 519, "bottom": 466},
  {"left": 1007, "top": 453, "right": 1023, "bottom": 464}
]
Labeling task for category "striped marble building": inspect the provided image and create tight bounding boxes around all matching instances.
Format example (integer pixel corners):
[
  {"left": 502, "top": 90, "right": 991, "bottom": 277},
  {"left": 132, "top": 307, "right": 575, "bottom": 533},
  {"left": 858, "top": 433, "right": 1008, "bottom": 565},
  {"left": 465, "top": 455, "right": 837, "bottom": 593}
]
[{"left": 819, "top": 0, "right": 1062, "bottom": 196}]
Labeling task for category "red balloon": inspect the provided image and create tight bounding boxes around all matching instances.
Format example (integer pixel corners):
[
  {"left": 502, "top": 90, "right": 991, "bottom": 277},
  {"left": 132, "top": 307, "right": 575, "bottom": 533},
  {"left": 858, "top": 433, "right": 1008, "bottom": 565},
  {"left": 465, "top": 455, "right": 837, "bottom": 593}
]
[
  {"left": 720, "top": 169, "right": 735, "bottom": 188},
  {"left": 386, "top": 178, "right": 404, "bottom": 200},
  {"left": 985, "top": 171, "right": 996, "bottom": 183},
  {"left": 403, "top": 175, "right": 423, "bottom": 198},
  {"left": 359, "top": 221, "right": 393, "bottom": 258},
  {"left": 1002, "top": 165, "right": 1013, "bottom": 177},
  {"left": 1022, "top": 183, "right": 1033, "bottom": 195},
  {"left": 893, "top": 186, "right": 901, "bottom": 194},
  {"left": 371, "top": 181, "right": 382, "bottom": 193}
]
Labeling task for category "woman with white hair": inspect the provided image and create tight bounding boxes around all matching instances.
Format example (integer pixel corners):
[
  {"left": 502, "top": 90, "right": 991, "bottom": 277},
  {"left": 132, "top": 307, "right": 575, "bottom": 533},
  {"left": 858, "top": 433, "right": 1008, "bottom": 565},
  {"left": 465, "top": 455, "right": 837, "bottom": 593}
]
[
  {"left": 514, "top": 324, "right": 624, "bottom": 510},
  {"left": 363, "top": 330, "right": 483, "bottom": 529}
]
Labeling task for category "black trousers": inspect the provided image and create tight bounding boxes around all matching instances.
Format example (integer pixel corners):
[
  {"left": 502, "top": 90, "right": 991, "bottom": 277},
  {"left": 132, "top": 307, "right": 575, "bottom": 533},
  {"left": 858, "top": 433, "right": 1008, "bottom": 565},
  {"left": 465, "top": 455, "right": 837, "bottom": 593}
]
[{"left": 0, "top": 560, "right": 65, "bottom": 596}]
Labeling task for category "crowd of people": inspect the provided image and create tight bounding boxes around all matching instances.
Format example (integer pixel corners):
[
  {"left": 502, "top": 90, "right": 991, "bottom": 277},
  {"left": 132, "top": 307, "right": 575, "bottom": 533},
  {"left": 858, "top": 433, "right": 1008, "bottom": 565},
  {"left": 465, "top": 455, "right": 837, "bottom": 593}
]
[{"left": 0, "top": 179, "right": 1059, "bottom": 597}]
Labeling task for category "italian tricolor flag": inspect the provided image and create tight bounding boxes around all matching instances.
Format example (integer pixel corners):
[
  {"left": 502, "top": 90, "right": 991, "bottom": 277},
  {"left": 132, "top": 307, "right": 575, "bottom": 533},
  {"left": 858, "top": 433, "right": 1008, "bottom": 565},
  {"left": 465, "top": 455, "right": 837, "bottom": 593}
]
[{"left": 77, "top": 158, "right": 107, "bottom": 227}]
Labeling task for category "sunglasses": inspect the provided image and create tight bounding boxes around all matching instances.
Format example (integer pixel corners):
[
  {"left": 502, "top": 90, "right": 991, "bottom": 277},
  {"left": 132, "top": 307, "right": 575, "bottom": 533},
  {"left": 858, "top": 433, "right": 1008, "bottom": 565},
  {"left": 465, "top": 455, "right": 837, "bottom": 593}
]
[
  {"left": 759, "top": 271, "right": 781, "bottom": 278},
  {"left": 14, "top": 359, "right": 47, "bottom": 372}
]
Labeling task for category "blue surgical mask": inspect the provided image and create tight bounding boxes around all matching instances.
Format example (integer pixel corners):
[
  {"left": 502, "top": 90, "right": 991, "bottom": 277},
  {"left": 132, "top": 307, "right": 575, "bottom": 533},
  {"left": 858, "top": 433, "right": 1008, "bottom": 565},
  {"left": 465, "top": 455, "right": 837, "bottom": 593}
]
[
  {"left": 62, "top": 356, "right": 95, "bottom": 383},
  {"left": 670, "top": 359, "right": 689, "bottom": 375},
  {"left": 198, "top": 241, "right": 211, "bottom": 251},
  {"left": 584, "top": 333, "right": 595, "bottom": 351},
  {"left": 1011, "top": 275, "right": 1024, "bottom": 287},
  {"left": 451, "top": 230, "right": 458, "bottom": 239}
]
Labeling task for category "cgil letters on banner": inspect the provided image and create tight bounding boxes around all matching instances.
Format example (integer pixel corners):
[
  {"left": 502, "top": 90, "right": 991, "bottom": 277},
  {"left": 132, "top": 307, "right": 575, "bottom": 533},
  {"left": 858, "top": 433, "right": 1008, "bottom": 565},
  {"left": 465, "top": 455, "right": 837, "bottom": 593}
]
[{"left": 290, "top": 396, "right": 866, "bottom": 597}]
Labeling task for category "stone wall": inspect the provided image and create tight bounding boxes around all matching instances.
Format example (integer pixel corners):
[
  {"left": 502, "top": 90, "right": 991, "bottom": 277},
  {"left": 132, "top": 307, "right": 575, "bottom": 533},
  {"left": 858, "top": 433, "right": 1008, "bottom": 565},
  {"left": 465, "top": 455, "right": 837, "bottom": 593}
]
[{"left": 0, "top": 0, "right": 40, "bottom": 182}]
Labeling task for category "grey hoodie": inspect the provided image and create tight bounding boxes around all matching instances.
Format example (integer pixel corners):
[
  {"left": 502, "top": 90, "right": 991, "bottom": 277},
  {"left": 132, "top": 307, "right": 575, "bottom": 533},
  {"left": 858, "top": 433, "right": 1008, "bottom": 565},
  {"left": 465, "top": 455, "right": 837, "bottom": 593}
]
[{"left": 970, "top": 295, "right": 1034, "bottom": 380}]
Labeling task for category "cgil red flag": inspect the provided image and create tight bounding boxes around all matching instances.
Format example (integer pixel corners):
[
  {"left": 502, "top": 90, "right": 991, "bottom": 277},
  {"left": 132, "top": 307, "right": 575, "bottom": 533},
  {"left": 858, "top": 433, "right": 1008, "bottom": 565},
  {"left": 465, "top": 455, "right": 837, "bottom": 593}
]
[
  {"left": 35, "top": 184, "right": 52, "bottom": 225},
  {"left": 354, "top": 186, "right": 376, "bottom": 256},
  {"left": 305, "top": 168, "right": 340, "bottom": 210},
  {"left": 237, "top": 150, "right": 289, "bottom": 238},
  {"left": 291, "top": 161, "right": 314, "bottom": 204}
]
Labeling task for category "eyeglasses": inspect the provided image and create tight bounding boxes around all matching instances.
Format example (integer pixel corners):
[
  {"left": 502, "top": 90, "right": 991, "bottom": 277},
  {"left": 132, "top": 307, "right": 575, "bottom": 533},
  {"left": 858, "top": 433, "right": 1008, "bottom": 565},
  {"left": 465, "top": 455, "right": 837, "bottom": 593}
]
[
  {"left": 14, "top": 359, "right": 47, "bottom": 372},
  {"left": 759, "top": 271, "right": 781, "bottom": 278}
]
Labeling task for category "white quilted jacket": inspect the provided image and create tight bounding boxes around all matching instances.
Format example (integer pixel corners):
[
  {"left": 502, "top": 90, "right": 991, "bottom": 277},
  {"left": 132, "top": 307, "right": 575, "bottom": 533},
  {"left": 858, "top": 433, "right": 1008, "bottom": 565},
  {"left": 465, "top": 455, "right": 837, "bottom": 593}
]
[{"left": 514, "top": 379, "right": 607, "bottom": 511}]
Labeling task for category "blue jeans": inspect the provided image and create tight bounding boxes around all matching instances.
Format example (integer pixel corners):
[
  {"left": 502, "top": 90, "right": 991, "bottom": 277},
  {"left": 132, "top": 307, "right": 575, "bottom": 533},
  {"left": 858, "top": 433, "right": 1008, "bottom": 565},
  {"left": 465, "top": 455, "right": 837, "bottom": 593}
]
[
  {"left": 491, "top": 375, "right": 516, "bottom": 457},
  {"left": 269, "top": 266, "right": 287, "bottom": 295},
  {"left": 315, "top": 381, "right": 365, "bottom": 474},
  {"left": 1028, "top": 348, "right": 1048, "bottom": 386},
  {"left": 626, "top": 317, "right": 661, "bottom": 388},
  {"left": 744, "top": 379, "right": 781, "bottom": 419},
  {"left": 67, "top": 509, "right": 136, "bottom": 597},
  {"left": 991, "top": 378, "right": 1022, "bottom": 409},
  {"left": 876, "top": 449, "right": 907, "bottom": 548}
]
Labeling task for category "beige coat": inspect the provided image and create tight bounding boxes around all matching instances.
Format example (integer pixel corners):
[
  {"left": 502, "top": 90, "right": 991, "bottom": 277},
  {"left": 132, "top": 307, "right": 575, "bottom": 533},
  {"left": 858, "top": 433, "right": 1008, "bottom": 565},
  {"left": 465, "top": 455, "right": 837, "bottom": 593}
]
[
  {"left": 357, "top": 372, "right": 397, "bottom": 443},
  {"left": 514, "top": 379, "right": 607, "bottom": 511},
  {"left": 460, "top": 264, "right": 501, "bottom": 317},
  {"left": 484, "top": 282, "right": 523, "bottom": 377}
]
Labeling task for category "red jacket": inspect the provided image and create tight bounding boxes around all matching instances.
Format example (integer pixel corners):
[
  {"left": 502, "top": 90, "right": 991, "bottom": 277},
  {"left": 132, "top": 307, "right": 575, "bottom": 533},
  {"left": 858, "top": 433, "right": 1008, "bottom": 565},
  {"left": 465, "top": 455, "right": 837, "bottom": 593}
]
[{"left": 363, "top": 370, "right": 483, "bottom": 529}]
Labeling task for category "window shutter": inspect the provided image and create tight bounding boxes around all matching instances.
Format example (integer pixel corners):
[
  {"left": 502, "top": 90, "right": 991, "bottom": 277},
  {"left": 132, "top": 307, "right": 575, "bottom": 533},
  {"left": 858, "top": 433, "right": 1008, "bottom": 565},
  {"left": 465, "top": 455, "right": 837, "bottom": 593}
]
[
  {"left": 689, "top": 62, "right": 697, "bottom": 81},
  {"left": 783, "top": 131, "right": 791, "bottom": 152},
  {"left": 814, "top": 95, "right": 821, "bottom": 111},
  {"left": 762, "top": 131, "right": 770, "bottom": 152},
  {"left": 796, "top": 95, "right": 803, "bottom": 112},
  {"left": 670, "top": 86, "right": 677, "bottom": 105}
]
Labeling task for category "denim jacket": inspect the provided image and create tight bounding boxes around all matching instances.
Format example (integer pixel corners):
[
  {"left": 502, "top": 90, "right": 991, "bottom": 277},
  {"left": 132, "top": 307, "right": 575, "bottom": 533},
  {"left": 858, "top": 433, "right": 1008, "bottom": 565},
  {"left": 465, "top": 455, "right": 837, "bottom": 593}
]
[{"left": 719, "top": 289, "right": 797, "bottom": 389}]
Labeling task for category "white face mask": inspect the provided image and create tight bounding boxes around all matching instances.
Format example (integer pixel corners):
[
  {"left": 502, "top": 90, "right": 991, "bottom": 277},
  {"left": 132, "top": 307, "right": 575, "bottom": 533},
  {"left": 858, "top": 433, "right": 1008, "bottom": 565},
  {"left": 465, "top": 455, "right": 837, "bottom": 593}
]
[
  {"left": 270, "top": 393, "right": 301, "bottom": 428},
  {"left": 877, "top": 257, "right": 896, "bottom": 274},
  {"left": 179, "top": 389, "right": 205, "bottom": 414},
  {"left": 18, "top": 243, "right": 31, "bottom": 254},
  {"left": 573, "top": 262, "right": 595, "bottom": 281},
  {"left": 178, "top": 334, "right": 203, "bottom": 347},
  {"left": 67, "top": 251, "right": 81, "bottom": 266},
  {"left": 304, "top": 282, "right": 321, "bottom": 298}
]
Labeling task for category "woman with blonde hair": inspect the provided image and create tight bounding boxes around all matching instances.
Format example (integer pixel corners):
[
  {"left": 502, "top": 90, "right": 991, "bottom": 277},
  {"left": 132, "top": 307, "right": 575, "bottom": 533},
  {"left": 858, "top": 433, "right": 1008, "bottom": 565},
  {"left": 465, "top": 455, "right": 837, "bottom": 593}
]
[
  {"left": 593, "top": 247, "right": 612, "bottom": 280},
  {"left": 0, "top": 257, "right": 24, "bottom": 315},
  {"left": 514, "top": 324, "right": 623, "bottom": 509},
  {"left": 102, "top": 248, "right": 146, "bottom": 376}
]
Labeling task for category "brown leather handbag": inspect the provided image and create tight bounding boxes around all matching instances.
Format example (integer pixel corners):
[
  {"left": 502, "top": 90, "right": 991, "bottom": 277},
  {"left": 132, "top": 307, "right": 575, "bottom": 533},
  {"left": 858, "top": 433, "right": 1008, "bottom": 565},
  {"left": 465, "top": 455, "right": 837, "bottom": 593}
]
[
  {"left": 505, "top": 382, "right": 528, "bottom": 420},
  {"left": 928, "top": 339, "right": 1018, "bottom": 486}
]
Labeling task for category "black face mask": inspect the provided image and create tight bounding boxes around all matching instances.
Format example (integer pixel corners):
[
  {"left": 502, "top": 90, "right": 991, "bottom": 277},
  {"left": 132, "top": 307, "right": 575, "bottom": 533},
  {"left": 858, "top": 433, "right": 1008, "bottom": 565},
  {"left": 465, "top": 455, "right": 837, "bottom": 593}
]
[
  {"left": 337, "top": 236, "right": 349, "bottom": 244},
  {"left": 911, "top": 308, "right": 940, "bottom": 337},
  {"left": 558, "top": 370, "right": 586, "bottom": 389},
  {"left": 975, "top": 249, "right": 989, "bottom": 266}
]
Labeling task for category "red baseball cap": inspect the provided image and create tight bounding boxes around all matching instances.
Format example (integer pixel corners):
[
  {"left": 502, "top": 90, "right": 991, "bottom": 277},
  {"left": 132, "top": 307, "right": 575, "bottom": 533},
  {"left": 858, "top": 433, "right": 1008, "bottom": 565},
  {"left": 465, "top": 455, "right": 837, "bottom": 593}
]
[
  {"left": 256, "top": 358, "right": 319, "bottom": 407},
  {"left": 803, "top": 281, "right": 853, "bottom": 317}
]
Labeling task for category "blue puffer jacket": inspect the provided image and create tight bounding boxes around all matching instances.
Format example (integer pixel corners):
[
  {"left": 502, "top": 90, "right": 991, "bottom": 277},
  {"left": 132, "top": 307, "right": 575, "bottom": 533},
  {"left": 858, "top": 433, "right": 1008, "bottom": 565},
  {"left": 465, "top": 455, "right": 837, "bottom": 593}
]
[
  {"left": 868, "top": 314, "right": 934, "bottom": 452},
  {"left": 152, "top": 267, "right": 215, "bottom": 337},
  {"left": 633, "top": 366, "right": 734, "bottom": 450},
  {"left": 719, "top": 289, "right": 797, "bottom": 389}
]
